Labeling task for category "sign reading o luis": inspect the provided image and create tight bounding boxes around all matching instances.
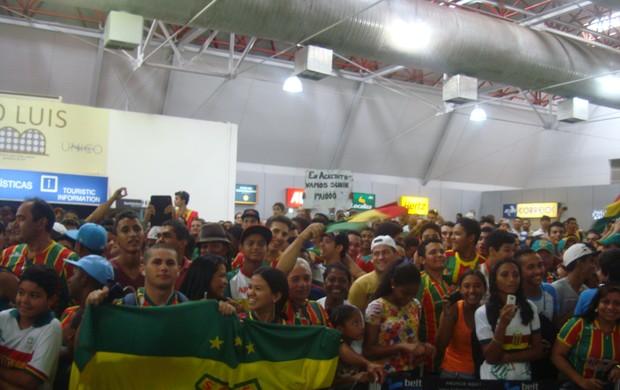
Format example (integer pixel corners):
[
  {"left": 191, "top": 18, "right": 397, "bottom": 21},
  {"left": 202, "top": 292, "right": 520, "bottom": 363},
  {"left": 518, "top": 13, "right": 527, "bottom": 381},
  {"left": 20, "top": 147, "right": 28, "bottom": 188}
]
[{"left": 516, "top": 202, "right": 558, "bottom": 218}]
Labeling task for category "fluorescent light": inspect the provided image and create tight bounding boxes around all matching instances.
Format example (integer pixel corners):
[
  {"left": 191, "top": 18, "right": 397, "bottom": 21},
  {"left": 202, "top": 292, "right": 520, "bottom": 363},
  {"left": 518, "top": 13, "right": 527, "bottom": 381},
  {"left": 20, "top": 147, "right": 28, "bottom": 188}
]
[
  {"left": 389, "top": 19, "right": 431, "bottom": 50},
  {"left": 470, "top": 106, "right": 487, "bottom": 121},
  {"left": 283, "top": 75, "right": 302, "bottom": 93},
  {"left": 599, "top": 74, "right": 620, "bottom": 95}
]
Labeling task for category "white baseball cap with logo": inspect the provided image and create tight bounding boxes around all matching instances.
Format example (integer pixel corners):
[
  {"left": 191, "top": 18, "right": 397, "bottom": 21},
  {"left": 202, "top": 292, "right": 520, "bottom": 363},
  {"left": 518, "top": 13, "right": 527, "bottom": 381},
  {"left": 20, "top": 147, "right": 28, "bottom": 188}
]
[
  {"left": 562, "top": 243, "right": 599, "bottom": 267},
  {"left": 371, "top": 235, "right": 397, "bottom": 251}
]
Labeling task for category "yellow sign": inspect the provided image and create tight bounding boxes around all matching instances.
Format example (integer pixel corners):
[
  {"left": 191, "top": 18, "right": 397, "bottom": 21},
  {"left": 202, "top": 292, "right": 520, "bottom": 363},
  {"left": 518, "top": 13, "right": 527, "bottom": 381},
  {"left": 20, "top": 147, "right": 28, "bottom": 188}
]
[
  {"left": 400, "top": 196, "right": 429, "bottom": 215},
  {"left": 0, "top": 95, "right": 109, "bottom": 176},
  {"left": 516, "top": 202, "right": 558, "bottom": 218}
]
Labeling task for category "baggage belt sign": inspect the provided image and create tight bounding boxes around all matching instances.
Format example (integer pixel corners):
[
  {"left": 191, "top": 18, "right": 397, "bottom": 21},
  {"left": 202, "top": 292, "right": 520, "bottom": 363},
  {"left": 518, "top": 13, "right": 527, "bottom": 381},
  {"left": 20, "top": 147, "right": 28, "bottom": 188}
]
[
  {"left": 516, "top": 202, "right": 558, "bottom": 218},
  {"left": 303, "top": 170, "right": 353, "bottom": 209}
]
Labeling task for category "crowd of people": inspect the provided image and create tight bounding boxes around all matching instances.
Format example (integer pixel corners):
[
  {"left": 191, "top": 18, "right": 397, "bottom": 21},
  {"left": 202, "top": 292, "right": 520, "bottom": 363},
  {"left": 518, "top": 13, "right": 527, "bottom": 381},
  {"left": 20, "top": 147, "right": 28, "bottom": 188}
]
[{"left": 0, "top": 189, "right": 619, "bottom": 389}]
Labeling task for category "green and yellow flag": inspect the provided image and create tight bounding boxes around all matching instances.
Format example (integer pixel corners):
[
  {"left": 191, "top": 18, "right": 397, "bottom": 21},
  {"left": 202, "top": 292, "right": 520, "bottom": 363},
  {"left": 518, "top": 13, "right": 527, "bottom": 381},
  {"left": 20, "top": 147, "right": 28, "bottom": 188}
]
[{"left": 70, "top": 301, "right": 340, "bottom": 389}]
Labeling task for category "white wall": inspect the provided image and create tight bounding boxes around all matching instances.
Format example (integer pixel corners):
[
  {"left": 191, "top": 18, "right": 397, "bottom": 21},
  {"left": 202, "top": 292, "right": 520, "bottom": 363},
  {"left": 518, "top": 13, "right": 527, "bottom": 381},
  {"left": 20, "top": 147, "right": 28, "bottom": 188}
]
[
  {"left": 232, "top": 162, "right": 505, "bottom": 223},
  {"left": 107, "top": 110, "right": 237, "bottom": 221}
]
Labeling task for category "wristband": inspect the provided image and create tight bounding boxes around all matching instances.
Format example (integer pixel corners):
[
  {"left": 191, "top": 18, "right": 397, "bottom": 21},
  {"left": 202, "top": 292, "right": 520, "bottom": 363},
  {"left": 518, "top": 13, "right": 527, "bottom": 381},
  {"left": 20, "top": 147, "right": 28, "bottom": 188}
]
[{"left": 492, "top": 337, "right": 502, "bottom": 344}]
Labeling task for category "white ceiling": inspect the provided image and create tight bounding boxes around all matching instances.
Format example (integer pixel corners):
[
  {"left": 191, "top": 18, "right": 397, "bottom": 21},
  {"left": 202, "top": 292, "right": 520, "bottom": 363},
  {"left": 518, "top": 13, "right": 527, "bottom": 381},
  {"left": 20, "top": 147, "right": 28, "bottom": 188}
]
[{"left": 1, "top": 22, "right": 620, "bottom": 190}]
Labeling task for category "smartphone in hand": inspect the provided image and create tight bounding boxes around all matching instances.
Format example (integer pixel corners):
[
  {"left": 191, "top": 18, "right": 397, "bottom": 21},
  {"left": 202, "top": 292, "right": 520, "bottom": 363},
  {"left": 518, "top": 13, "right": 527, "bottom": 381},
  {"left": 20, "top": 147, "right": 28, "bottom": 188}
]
[
  {"left": 506, "top": 294, "right": 516, "bottom": 305},
  {"left": 448, "top": 290, "right": 463, "bottom": 304}
]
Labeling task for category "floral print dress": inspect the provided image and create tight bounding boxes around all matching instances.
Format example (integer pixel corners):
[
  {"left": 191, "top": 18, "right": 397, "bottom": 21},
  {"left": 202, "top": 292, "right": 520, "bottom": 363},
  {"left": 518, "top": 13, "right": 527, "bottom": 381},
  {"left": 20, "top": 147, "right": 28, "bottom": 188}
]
[{"left": 365, "top": 297, "right": 422, "bottom": 373}]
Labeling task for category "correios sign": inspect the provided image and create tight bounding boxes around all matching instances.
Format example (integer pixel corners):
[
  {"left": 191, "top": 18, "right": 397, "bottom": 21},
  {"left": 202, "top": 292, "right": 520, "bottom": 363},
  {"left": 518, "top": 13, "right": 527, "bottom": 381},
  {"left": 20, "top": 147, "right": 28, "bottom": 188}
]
[{"left": 516, "top": 202, "right": 558, "bottom": 218}]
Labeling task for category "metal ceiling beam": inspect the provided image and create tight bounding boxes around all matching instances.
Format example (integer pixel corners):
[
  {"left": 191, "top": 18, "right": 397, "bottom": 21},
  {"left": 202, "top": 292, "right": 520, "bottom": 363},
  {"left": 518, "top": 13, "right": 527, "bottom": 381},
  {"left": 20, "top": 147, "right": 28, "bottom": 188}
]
[
  {"left": 88, "top": 37, "right": 105, "bottom": 106},
  {"left": 330, "top": 82, "right": 365, "bottom": 169},
  {"left": 0, "top": 14, "right": 100, "bottom": 38},
  {"left": 422, "top": 111, "right": 456, "bottom": 186},
  {"left": 362, "top": 65, "right": 406, "bottom": 83},
  {"left": 519, "top": 1, "right": 592, "bottom": 26},
  {"left": 477, "top": 0, "right": 620, "bottom": 45},
  {"left": 157, "top": 21, "right": 184, "bottom": 64},
  {"left": 230, "top": 36, "right": 257, "bottom": 77},
  {"left": 177, "top": 27, "right": 207, "bottom": 49}
]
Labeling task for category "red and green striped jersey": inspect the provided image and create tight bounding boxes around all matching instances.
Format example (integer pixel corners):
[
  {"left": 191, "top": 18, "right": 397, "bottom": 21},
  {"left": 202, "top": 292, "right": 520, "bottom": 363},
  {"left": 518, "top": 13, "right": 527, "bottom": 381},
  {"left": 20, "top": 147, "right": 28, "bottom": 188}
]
[
  {"left": 283, "top": 300, "right": 331, "bottom": 327},
  {"left": 1, "top": 242, "right": 77, "bottom": 278},
  {"left": 442, "top": 250, "right": 485, "bottom": 285},
  {"left": 416, "top": 271, "right": 450, "bottom": 373},
  {"left": 557, "top": 317, "right": 620, "bottom": 380},
  {"left": 1, "top": 242, "right": 78, "bottom": 317},
  {"left": 60, "top": 306, "right": 80, "bottom": 330}
]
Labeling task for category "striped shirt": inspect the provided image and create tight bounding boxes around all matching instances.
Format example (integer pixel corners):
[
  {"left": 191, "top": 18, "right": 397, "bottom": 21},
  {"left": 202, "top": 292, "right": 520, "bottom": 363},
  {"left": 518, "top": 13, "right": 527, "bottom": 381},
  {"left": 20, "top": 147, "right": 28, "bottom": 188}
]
[
  {"left": 416, "top": 271, "right": 449, "bottom": 373},
  {"left": 443, "top": 250, "right": 485, "bottom": 285},
  {"left": 1, "top": 242, "right": 78, "bottom": 316},
  {"left": 283, "top": 300, "right": 331, "bottom": 327},
  {"left": 557, "top": 317, "right": 620, "bottom": 380}
]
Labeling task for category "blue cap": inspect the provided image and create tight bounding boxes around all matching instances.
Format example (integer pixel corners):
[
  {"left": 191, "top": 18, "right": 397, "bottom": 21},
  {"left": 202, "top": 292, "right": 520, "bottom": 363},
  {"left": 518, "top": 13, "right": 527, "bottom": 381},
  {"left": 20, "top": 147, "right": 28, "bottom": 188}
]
[
  {"left": 64, "top": 255, "right": 114, "bottom": 285},
  {"left": 67, "top": 223, "right": 107, "bottom": 251}
]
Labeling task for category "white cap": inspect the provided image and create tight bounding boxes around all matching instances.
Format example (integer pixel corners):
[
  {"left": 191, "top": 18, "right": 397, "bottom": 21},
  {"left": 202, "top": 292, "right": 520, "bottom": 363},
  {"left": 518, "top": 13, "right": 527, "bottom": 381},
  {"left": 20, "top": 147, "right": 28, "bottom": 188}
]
[
  {"left": 371, "top": 235, "right": 397, "bottom": 251},
  {"left": 53, "top": 222, "right": 67, "bottom": 235},
  {"left": 562, "top": 243, "right": 598, "bottom": 267},
  {"left": 147, "top": 226, "right": 160, "bottom": 240}
]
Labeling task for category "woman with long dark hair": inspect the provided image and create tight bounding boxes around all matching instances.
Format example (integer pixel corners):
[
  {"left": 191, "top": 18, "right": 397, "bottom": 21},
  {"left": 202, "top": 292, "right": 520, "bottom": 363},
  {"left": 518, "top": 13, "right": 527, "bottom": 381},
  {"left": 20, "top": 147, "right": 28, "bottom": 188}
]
[
  {"left": 245, "top": 267, "right": 288, "bottom": 324},
  {"left": 179, "top": 255, "right": 228, "bottom": 301},
  {"left": 551, "top": 283, "right": 620, "bottom": 390},
  {"left": 436, "top": 269, "right": 487, "bottom": 379},
  {"left": 474, "top": 258, "right": 543, "bottom": 380}
]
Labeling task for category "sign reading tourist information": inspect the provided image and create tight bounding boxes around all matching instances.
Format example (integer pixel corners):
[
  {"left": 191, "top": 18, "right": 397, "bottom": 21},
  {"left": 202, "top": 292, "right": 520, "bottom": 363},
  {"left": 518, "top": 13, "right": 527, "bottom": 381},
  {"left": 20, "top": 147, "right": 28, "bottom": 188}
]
[
  {"left": 0, "top": 168, "right": 108, "bottom": 206},
  {"left": 516, "top": 202, "right": 558, "bottom": 218},
  {"left": 286, "top": 188, "right": 304, "bottom": 208},
  {"left": 400, "top": 196, "right": 429, "bottom": 215},
  {"left": 351, "top": 192, "right": 375, "bottom": 210},
  {"left": 235, "top": 184, "right": 257, "bottom": 205},
  {"left": 303, "top": 170, "right": 353, "bottom": 209}
]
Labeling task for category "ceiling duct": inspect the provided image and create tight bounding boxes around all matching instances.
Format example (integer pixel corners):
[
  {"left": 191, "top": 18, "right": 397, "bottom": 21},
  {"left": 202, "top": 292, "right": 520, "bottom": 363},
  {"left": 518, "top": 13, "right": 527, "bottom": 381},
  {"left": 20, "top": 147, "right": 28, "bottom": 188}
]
[{"left": 45, "top": 0, "right": 620, "bottom": 109}]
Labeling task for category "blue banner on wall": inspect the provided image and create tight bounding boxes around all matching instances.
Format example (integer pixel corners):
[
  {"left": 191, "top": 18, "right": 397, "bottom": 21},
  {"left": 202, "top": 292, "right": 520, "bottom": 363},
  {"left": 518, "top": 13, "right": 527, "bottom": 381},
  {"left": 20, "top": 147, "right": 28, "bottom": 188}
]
[{"left": 0, "top": 169, "right": 107, "bottom": 206}]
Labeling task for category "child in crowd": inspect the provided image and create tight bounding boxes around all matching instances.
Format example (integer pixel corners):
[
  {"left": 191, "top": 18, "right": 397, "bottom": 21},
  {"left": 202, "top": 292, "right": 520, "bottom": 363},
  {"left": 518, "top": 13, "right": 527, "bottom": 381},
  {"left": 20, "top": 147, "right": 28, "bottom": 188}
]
[
  {"left": 0, "top": 264, "right": 62, "bottom": 389},
  {"left": 364, "top": 259, "right": 435, "bottom": 377},
  {"left": 330, "top": 304, "right": 377, "bottom": 389}
]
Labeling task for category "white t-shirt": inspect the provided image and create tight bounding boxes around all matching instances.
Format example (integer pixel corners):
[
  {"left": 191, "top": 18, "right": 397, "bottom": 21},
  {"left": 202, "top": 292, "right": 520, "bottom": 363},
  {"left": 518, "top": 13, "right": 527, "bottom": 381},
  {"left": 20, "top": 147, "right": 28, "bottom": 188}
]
[
  {"left": 0, "top": 309, "right": 62, "bottom": 390},
  {"left": 475, "top": 301, "right": 540, "bottom": 380}
]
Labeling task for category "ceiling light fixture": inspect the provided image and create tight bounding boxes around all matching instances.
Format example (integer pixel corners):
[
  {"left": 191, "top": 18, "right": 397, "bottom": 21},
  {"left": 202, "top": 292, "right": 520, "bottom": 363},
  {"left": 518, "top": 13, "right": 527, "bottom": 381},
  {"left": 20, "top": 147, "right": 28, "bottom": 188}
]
[
  {"left": 283, "top": 75, "right": 303, "bottom": 93},
  {"left": 470, "top": 105, "right": 487, "bottom": 121}
]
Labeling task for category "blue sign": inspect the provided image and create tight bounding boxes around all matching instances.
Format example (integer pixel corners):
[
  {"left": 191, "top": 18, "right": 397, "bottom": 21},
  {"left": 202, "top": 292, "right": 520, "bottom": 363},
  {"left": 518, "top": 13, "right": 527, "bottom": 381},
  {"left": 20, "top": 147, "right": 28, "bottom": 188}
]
[
  {"left": 0, "top": 169, "right": 108, "bottom": 206},
  {"left": 503, "top": 203, "right": 517, "bottom": 218}
]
